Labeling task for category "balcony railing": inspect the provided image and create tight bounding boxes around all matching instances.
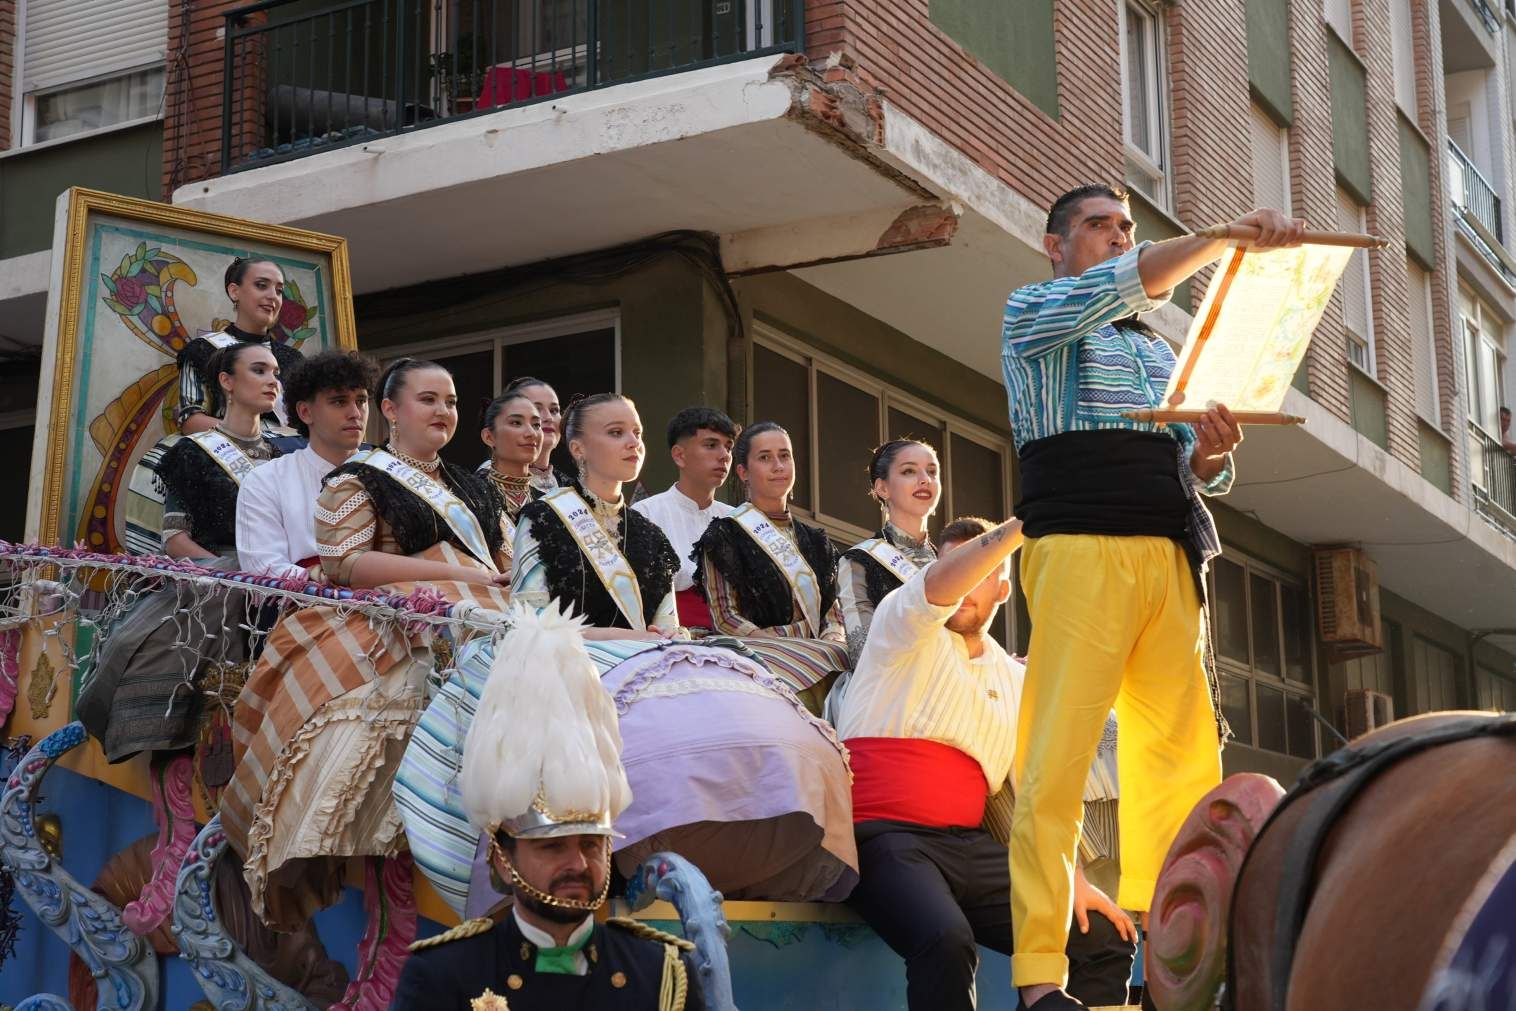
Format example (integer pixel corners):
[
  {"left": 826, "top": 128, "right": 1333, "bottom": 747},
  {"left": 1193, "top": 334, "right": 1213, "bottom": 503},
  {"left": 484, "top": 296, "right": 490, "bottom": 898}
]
[
  {"left": 1449, "top": 140, "right": 1503, "bottom": 244},
  {"left": 1470, "top": 421, "right": 1516, "bottom": 537},
  {"left": 221, "top": 0, "right": 804, "bottom": 172}
]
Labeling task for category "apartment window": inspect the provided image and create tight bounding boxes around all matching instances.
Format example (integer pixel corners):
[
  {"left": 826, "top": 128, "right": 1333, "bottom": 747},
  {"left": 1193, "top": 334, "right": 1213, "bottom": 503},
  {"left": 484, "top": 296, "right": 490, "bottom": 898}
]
[
  {"left": 1120, "top": 0, "right": 1172, "bottom": 210},
  {"left": 1388, "top": 0, "right": 1417, "bottom": 114},
  {"left": 1407, "top": 262, "right": 1440, "bottom": 422},
  {"left": 18, "top": 0, "right": 167, "bottom": 146},
  {"left": 1409, "top": 636, "right": 1461, "bottom": 713},
  {"left": 1476, "top": 666, "right": 1516, "bottom": 711},
  {"left": 1250, "top": 104, "right": 1291, "bottom": 213},
  {"left": 1210, "top": 553, "right": 1318, "bottom": 759},
  {"left": 376, "top": 309, "right": 620, "bottom": 472},
  {"left": 1460, "top": 288, "right": 1507, "bottom": 436},
  {"left": 1323, "top": 0, "right": 1353, "bottom": 42},
  {"left": 1336, "top": 191, "right": 1376, "bottom": 372}
]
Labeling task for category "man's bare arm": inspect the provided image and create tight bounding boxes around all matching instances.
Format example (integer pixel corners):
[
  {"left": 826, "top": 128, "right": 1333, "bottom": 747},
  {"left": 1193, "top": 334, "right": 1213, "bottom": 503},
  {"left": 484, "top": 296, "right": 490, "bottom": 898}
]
[{"left": 923, "top": 518, "right": 1025, "bottom": 607}]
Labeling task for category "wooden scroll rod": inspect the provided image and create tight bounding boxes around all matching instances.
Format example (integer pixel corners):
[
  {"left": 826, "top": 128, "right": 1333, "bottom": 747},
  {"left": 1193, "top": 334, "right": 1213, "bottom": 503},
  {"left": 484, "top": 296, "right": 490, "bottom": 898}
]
[
  {"left": 1194, "top": 223, "right": 1388, "bottom": 249},
  {"left": 1121, "top": 409, "right": 1306, "bottom": 425}
]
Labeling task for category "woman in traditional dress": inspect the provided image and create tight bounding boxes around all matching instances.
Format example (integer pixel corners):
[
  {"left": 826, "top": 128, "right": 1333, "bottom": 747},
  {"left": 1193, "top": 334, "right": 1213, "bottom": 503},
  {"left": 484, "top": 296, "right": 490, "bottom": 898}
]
[
  {"left": 224, "top": 358, "right": 511, "bottom": 1003},
  {"left": 397, "top": 396, "right": 856, "bottom": 919},
  {"left": 837, "top": 439, "right": 941, "bottom": 665},
  {"left": 692, "top": 421, "right": 848, "bottom": 715},
  {"left": 476, "top": 389, "right": 544, "bottom": 570},
  {"left": 501, "top": 376, "right": 568, "bottom": 493},
  {"left": 177, "top": 257, "right": 304, "bottom": 435},
  {"left": 77, "top": 341, "right": 283, "bottom": 932}
]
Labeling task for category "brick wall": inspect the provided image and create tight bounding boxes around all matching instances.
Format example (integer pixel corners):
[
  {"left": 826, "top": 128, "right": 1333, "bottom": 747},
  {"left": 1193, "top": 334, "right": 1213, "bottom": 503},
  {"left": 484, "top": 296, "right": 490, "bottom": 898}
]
[
  {"left": 162, "top": 0, "right": 266, "bottom": 198},
  {"left": 810, "top": 0, "right": 1450, "bottom": 478},
  {"left": 0, "top": 0, "right": 14, "bottom": 152}
]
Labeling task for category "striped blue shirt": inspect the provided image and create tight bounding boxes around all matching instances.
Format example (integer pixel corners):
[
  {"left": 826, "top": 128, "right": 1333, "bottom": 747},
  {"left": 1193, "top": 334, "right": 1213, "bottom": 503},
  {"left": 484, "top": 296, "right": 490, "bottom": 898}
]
[{"left": 1001, "top": 244, "right": 1232, "bottom": 562}]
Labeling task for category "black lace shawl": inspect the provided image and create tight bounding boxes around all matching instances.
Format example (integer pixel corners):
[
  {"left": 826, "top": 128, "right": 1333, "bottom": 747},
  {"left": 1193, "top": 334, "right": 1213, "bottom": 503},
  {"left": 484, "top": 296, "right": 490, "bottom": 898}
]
[
  {"left": 842, "top": 527, "right": 936, "bottom": 609},
  {"left": 156, "top": 436, "right": 276, "bottom": 552},
  {"left": 692, "top": 515, "right": 839, "bottom": 629},
  {"left": 327, "top": 458, "right": 506, "bottom": 560},
  {"left": 518, "top": 484, "right": 678, "bottom": 629}
]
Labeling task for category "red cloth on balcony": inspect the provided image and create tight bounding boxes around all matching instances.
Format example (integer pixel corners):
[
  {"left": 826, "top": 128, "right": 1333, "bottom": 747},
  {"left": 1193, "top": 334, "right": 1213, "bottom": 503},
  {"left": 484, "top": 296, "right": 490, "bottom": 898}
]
[
  {"left": 845, "top": 737, "right": 989, "bottom": 828},
  {"left": 476, "top": 67, "right": 570, "bottom": 110}
]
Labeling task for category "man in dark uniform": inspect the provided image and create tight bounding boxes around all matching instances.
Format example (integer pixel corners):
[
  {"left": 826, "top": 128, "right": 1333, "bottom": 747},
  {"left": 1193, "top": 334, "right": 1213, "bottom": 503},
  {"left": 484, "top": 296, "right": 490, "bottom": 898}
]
[{"left": 389, "top": 608, "right": 707, "bottom": 1011}]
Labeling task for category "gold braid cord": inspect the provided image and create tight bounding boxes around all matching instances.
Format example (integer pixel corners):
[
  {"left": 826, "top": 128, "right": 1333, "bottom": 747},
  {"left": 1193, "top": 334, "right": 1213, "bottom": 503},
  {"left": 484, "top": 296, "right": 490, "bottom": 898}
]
[
  {"left": 407, "top": 916, "right": 494, "bottom": 952},
  {"left": 607, "top": 918, "right": 692, "bottom": 1011}
]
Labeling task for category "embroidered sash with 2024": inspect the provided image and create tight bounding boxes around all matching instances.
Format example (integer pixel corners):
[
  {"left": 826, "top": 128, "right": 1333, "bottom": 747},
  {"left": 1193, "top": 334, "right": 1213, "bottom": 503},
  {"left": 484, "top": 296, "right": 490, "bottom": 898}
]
[
  {"left": 541, "top": 487, "right": 645, "bottom": 629},
  {"left": 853, "top": 537, "right": 923, "bottom": 585},
  {"left": 732, "top": 503, "right": 821, "bottom": 633},
  {"left": 359, "top": 449, "right": 499, "bottom": 572},
  {"left": 187, "top": 430, "right": 266, "bottom": 485}
]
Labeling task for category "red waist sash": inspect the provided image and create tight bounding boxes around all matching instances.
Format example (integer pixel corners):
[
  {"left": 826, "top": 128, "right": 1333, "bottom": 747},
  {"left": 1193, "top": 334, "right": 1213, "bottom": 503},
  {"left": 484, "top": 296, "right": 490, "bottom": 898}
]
[
  {"left": 675, "top": 587, "right": 714, "bottom": 630},
  {"left": 846, "top": 737, "right": 988, "bottom": 828}
]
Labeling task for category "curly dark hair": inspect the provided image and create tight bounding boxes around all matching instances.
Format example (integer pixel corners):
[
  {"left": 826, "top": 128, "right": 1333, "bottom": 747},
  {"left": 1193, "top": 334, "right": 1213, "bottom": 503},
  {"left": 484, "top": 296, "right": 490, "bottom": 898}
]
[
  {"left": 666, "top": 406, "right": 738, "bottom": 448},
  {"left": 281, "top": 349, "right": 381, "bottom": 437}
]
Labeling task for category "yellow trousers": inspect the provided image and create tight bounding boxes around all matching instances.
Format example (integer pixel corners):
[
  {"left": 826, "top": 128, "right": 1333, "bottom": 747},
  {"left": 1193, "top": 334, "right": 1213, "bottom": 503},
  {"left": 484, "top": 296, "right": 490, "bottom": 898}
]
[{"left": 1009, "top": 534, "right": 1222, "bottom": 988}]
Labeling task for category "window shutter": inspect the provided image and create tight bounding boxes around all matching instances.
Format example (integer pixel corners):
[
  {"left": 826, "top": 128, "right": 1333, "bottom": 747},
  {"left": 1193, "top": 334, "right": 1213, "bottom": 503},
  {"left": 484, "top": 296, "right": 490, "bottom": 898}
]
[
  {"left": 1250, "top": 104, "right": 1290, "bottom": 213},
  {"left": 22, "top": 0, "right": 168, "bottom": 94},
  {"left": 1406, "top": 262, "right": 1439, "bottom": 421},
  {"left": 1335, "top": 192, "right": 1371, "bottom": 343}
]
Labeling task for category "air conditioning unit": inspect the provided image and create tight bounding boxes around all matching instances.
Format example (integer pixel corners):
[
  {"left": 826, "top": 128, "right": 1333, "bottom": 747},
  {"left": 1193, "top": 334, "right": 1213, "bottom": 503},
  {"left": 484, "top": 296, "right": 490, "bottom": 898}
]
[
  {"left": 1313, "top": 547, "right": 1382, "bottom": 654},
  {"left": 1343, "top": 688, "right": 1394, "bottom": 739}
]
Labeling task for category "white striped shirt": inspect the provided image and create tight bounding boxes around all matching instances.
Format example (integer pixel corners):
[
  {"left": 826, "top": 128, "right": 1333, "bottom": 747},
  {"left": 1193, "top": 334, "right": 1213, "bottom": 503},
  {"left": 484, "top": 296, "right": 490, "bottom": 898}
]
[
  {"left": 631, "top": 483, "right": 735, "bottom": 591},
  {"left": 836, "top": 564, "right": 1023, "bottom": 794}
]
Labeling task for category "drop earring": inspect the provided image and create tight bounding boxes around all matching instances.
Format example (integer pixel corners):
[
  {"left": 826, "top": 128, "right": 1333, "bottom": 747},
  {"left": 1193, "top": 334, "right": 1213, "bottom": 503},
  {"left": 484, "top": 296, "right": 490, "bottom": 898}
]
[{"left": 575, "top": 457, "right": 588, "bottom": 485}]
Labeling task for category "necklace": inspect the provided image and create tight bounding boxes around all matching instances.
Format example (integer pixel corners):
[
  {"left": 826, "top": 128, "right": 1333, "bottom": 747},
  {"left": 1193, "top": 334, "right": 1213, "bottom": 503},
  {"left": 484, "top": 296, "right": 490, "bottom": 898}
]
[{"left": 386, "top": 443, "right": 441, "bottom": 473}]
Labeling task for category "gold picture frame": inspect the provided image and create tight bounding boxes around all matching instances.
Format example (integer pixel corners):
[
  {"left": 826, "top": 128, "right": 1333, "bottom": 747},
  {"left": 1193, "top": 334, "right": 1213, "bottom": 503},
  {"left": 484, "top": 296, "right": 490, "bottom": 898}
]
[{"left": 29, "top": 187, "right": 358, "bottom": 548}]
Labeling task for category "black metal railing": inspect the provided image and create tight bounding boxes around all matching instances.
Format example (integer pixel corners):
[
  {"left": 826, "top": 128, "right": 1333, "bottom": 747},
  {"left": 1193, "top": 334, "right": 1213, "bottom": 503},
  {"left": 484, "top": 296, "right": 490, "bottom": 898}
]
[
  {"left": 1471, "top": 421, "right": 1516, "bottom": 535},
  {"left": 222, "top": 0, "right": 804, "bottom": 171},
  {"left": 1449, "top": 139, "right": 1504, "bottom": 245},
  {"left": 1467, "top": 0, "right": 1500, "bottom": 33}
]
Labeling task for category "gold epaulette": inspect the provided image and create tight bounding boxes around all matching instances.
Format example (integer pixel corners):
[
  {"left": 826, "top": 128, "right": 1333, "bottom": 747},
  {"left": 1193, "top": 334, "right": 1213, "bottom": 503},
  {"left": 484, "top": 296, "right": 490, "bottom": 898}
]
[
  {"left": 606, "top": 916, "right": 696, "bottom": 952},
  {"left": 408, "top": 916, "right": 494, "bottom": 952}
]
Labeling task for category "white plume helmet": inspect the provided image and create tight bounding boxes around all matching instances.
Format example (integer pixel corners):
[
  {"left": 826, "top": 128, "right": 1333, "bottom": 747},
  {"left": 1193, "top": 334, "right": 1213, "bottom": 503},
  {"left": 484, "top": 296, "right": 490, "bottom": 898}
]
[{"left": 460, "top": 600, "right": 632, "bottom": 838}]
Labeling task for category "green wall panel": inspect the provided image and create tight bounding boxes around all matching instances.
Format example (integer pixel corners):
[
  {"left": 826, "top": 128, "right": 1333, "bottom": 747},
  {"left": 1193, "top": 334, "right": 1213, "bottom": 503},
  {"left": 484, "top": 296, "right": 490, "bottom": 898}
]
[
  {"left": 1417, "top": 420, "right": 1452, "bottom": 495},
  {"left": 1247, "top": 0, "right": 1293, "bottom": 124},
  {"left": 1328, "top": 34, "right": 1372, "bottom": 204},
  {"left": 930, "top": 0, "right": 1059, "bottom": 119},
  {"left": 1398, "top": 116, "right": 1436, "bottom": 268},
  {"left": 1349, "top": 367, "right": 1388, "bottom": 448},
  {"left": 0, "top": 122, "right": 164, "bottom": 259}
]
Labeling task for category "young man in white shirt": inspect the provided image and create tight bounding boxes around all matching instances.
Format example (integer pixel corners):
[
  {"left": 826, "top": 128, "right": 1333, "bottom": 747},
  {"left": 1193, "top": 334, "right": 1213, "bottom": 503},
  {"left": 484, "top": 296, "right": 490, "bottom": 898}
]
[
  {"left": 837, "top": 516, "right": 1137, "bottom": 1011},
  {"left": 236, "top": 350, "right": 378, "bottom": 580},
  {"left": 631, "top": 406, "right": 739, "bottom": 629}
]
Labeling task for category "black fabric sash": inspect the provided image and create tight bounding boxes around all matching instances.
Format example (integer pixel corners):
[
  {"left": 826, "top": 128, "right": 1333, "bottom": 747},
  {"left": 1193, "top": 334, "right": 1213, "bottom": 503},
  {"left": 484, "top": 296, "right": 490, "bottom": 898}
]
[{"left": 1016, "top": 429, "right": 1189, "bottom": 541}]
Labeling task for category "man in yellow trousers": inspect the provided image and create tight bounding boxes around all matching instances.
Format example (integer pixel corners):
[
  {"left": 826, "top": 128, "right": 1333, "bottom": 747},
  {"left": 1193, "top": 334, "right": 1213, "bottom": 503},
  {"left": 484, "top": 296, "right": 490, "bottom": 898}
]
[{"left": 1002, "top": 185, "right": 1303, "bottom": 1011}]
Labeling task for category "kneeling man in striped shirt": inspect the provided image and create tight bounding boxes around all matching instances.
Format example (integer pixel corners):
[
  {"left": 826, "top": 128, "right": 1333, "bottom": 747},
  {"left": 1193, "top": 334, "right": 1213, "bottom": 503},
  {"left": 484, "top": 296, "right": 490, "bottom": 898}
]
[{"left": 836, "top": 516, "right": 1136, "bottom": 1011}]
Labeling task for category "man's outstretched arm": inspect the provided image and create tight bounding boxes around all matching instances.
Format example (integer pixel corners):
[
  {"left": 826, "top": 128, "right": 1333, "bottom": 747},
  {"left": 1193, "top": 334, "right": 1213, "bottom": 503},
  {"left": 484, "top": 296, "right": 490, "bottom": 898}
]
[{"left": 923, "top": 518, "right": 1024, "bottom": 607}]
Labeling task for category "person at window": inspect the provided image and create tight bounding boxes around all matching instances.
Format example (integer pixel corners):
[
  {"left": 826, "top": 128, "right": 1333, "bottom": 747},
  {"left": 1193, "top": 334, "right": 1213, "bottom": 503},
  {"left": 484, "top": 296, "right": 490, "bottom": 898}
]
[
  {"left": 225, "top": 358, "right": 511, "bottom": 952},
  {"left": 477, "top": 389, "right": 546, "bottom": 569},
  {"left": 77, "top": 341, "right": 284, "bottom": 932},
  {"left": 837, "top": 516, "right": 1136, "bottom": 1011},
  {"left": 837, "top": 438, "right": 941, "bottom": 667},
  {"left": 236, "top": 349, "right": 378, "bottom": 581},
  {"left": 1001, "top": 185, "right": 1302, "bottom": 1010},
  {"left": 631, "top": 406, "right": 739, "bottom": 631},
  {"left": 692, "top": 421, "right": 848, "bottom": 715},
  {"left": 177, "top": 257, "right": 305, "bottom": 436},
  {"left": 503, "top": 376, "right": 571, "bottom": 492},
  {"left": 1500, "top": 406, "right": 1516, "bottom": 454},
  {"left": 510, "top": 393, "right": 680, "bottom": 639}
]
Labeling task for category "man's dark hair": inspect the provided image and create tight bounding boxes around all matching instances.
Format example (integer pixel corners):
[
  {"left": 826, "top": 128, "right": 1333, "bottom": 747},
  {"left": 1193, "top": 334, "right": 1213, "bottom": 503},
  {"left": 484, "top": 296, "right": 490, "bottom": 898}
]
[
  {"left": 281, "top": 350, "right": 380, "bottom": 437},
  {"left": 940, "top": 516, "right": 994, "bottom": 548},
  {"left": 1046, "top": 184, "right": 1130, "bottom": 238},
  {"left": 666, "top": 406, "right": 738, "bottom": 449}
]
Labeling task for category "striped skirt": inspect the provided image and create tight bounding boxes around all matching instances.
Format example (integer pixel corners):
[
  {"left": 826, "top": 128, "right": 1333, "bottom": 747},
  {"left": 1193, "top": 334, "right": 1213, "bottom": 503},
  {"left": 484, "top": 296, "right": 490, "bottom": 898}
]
[{"left": 223, "top": 543, "right": 508, "bottom": 930}]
